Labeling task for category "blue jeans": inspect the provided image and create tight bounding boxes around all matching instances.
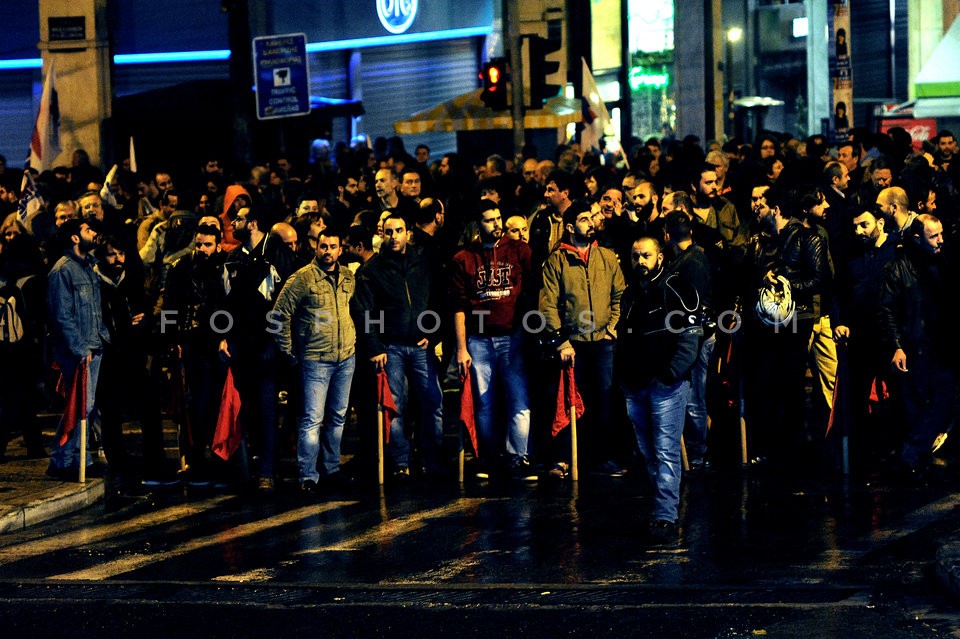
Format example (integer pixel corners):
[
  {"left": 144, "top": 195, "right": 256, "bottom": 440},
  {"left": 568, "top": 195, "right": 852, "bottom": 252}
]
[
  {"left": 623, "top": 379, "right": 690, "bottom": 522},
  {"left": 468, "top": 332, "right": 530, "bottom": 461},
  {"left": 50, "top": 352, "right": 102, "bottom": 471},
  {"left": 299, "top": 356, "right": 355, "bottom": 481},
  {"left": 384, "top": 343, "right": 444, "bottom": 471},
  {"left": 685, "top": 334, "right": 715, "bottom": 461}
]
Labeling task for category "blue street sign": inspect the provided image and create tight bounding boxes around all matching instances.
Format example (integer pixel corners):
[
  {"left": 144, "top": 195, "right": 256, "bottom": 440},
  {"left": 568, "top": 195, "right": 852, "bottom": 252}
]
[{"left": 253, "top": 33, "right": 310, "bottom": 120}]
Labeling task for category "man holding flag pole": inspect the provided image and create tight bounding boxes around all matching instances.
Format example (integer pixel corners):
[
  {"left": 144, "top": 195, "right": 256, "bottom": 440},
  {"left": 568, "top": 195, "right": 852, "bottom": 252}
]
[{"left": 46, "top": 218, "right": 110, "bottom": 481}]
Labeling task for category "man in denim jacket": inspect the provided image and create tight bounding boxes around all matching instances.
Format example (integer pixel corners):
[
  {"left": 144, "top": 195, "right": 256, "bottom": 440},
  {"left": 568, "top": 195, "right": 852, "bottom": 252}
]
[{"left": 46, "top": 218, "right": 110, "bottom": 479}]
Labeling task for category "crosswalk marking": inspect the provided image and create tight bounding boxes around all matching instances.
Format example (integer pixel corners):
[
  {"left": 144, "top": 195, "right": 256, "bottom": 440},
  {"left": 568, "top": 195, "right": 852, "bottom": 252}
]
[
  {"left": 0, "top": 496, "right": 235, "bottom": 565},
  {"left": 295, "top": 498, "right": 494, "bottom": 554},
  {"left": 48, "top": 501, "right": 357, "bottom": 581}
]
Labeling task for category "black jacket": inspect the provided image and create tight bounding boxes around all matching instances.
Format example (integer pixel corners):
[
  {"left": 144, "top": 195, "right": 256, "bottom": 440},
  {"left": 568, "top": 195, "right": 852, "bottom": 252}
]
[
  {"left": 352, "top": 244, "right": 436, "bottom": 356},
  {"left": 616, "top": 268, "right": 702, "bottom": 389},
  {"left": 770, "top": 219, "right": 830, "bottom": 320},
  {"left": 877, "top": 244, "right": 954, "bottom": 366}
]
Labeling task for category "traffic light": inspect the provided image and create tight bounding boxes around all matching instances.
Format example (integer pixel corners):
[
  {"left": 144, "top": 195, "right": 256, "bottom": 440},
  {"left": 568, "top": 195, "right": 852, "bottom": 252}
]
[
  {"left": 526, "top": 35, "right": 563, "bottom": 109},
  {"left": 480, "top": 57, "right": 509, "bottom": 110}
]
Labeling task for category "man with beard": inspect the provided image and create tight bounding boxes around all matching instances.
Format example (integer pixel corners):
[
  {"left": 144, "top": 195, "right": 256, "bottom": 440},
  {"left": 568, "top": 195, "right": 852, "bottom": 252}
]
[
  {"left": 539, "top": 202, "right": 626, "bottom": 477},
  {"left": 616, "top": 236, "right": 701, "bottom": 545},
  {"left": 833, "top": 210, "right": 896, "bottom": 466},
  {"left": 877, "top": 214, "right": 956, "bottom": 478},
  {"left": 162, "top": 224, "right": 228, "bottom": 484},
  {"left": 46, "top": 218, "right": 111, "bottom": 480},
  {"left": 329, "top": 173, "right": 360, "bottom": 228},
  {"left": 273, "top": 227, "right": 357, "bottom": 494},
  {"left": 221, "top": 205, "right": 283, "bottom": 491},
  {"left": 94, "top": 236, "right": 165, "bottom": 491},
  {"left": 690, "top": 163, "right": 746, "bottom": 247},
  {"left": 742, "top": 186, "right": 829, "bottom": 467},
  {"left": 450, "top": 200, "right": 535, "bottom": 480}
]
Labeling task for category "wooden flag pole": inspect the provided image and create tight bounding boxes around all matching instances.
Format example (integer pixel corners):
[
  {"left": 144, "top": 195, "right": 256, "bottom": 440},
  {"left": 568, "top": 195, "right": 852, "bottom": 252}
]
[
  {"left": 570, "top": 403, "right": 579, "bottom": 482},
  {"left": 680, "top": 435, "right": 689, "bottom": 472},
  {"left": 78, "top": 355, "right": 89, "bottom": 484},
  {"left": 458, "top": 423, "right": 465, "bottom": 484},
  {"left": 377, "top": 406, "right": 385, "bottom": 486},
  {"left": 740, "top": 416, "right": 748, "bottom": 466}
]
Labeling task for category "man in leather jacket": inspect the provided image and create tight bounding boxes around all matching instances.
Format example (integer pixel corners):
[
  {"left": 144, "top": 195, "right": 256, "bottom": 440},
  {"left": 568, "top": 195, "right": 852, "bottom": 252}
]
[
  {"left": 617, "top": 235, "right": 702, "bottom": 545},
  {"left": 742, "top": 186, "right": 829, "bottom": 465},
  {"left": 877, "top": 214, "right": 956, "bottom": 475}
]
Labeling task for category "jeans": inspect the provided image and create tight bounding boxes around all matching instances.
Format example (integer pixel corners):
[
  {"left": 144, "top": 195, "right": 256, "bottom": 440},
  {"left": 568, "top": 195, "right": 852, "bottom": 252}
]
[
  {"left": 50, "top": 352, "right": 102, "bottom": 471},
  {"left": 685, "top": 334, "right": 715, "bottom": 461},
  {"left": 384, "top": 343, "right": 444, "bottom": 471},
  {"left": 623, "top": 379, "right": 690, "bottom": 523},
  {"left": 299, "top": 356, "right": 356, "bottom": 481},
  {"left": 469, "top": 331, "right": 530, "bottom": 461}
]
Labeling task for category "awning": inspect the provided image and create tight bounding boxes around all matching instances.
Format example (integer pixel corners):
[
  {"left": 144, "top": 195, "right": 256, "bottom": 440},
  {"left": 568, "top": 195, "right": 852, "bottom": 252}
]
[
  {"left": 394, "top": 88, "right": 582, "bottom": 134},
  {"left": 915, "top": 16, "right": 960, "bottom": 99}
]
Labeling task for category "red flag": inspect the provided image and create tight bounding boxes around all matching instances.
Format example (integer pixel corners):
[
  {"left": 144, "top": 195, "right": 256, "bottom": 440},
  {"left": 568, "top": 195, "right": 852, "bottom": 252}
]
[
  {"left": 825, "top": 370, "right": 840, "bottom": 437},
  {"left": 212, "top": 367, "right": 242, "bottom": 461},
  {"left": 376, "top": 368, "right": 399, "bottom": 444},
  {"left": 552, "top": 366, "right": 585, "bottom": 437},
  {"left": 459, "top": 369, "right": 478, "bottom": 455},
  {"left": 57, "top": 358, "right": 87, "bottom": 447},
  {"left": 29, "top": 59, "right": 60, "bottom": 172},
  {"left": 868, "top": 377, "right": 889, "bottom": 415}
]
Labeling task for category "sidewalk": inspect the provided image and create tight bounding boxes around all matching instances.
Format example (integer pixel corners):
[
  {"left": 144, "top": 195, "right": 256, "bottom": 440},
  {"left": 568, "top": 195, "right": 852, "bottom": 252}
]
[{"left": 0, "top": 438, "right": 104, "bottom": 534}]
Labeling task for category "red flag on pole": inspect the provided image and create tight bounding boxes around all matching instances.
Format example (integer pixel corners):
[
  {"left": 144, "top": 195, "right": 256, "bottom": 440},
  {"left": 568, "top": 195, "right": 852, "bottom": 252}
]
[
  {"left": 552, "top": 366, "right": 585, "bottom": 437},
  {"left": 375, "top": 368, "right": 399, "bottom": 444},
  {"left": 459, "top": 369, "right": 478, "bottom": 455},
  {"left": 57, "top": 358, "right": 87, "bottom": 447},
  {"left": 212, "top": 367, "right": 242, "bottom": 461}
]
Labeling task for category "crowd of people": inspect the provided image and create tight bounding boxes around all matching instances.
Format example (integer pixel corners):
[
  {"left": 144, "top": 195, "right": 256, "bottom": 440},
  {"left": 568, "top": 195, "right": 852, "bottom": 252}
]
[{"left": 0, "top": 124, "right": 957, "bottom": 545}]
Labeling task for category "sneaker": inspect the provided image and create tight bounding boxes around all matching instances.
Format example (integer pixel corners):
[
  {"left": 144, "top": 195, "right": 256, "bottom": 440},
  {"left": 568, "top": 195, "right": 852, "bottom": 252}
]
[
  {"left": 648, "top": 519, "right": 679, "bottom": 546},
  {"left": 511, "top": 458, "right": 538, "bottom": 482},
  {"left": 548, "top": 462, "right": 570, "bottom": 480},
  {"left": 257, "top": 477, "right": 275, "bottom": 492},
  {"left": 391, "top": 467, "right": 411, "bottom": 481}
]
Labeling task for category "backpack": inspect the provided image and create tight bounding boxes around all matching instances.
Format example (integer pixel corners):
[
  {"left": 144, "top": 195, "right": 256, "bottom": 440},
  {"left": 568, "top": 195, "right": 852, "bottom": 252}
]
[{"left": 0, "top": 276, "right": 34, "bottom": 344}]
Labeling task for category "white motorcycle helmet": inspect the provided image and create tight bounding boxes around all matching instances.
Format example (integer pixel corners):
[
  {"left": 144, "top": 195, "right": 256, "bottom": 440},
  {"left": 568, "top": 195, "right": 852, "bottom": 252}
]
[{"left": 755, "top": 275, "right": 796, "bottom": 327}]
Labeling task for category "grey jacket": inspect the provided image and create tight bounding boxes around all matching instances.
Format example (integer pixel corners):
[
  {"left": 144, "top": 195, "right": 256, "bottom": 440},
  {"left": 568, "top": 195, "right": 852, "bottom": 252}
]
[{"left": 272, "top": 260, "right": 356, "bottom": 363}]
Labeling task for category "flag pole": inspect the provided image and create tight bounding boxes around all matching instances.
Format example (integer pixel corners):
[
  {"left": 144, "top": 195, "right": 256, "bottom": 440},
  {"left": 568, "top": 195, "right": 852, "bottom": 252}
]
[
  {"left": 680, "top": 435, "right": 690, "bottom": 472},
  {"left": 569, "top": 401, "right": 579, "bottom": 482},
  {"left": 377, "top": 403, "right": 385, "bottom": 486},
  {"left": 458, "top": 423, "right": 465, "bottom": 484},
  {"left": 78, "top": 355, "right": 89, "bottom": 484}
]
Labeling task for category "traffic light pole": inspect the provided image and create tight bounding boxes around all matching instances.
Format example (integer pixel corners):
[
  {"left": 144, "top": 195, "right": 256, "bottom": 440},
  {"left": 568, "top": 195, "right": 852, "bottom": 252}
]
[{"left": 506, "top": 0, "right": 525, "bottom": 161}]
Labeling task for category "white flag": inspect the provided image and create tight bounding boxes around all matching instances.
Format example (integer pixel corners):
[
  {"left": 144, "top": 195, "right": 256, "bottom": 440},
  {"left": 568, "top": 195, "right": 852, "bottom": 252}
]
[
  {"left": 28, "top": 59, "right": 60, "bottom": 172},
  {"left": 580, "top": 58, "right": 613, "bottom": 155},
  {"left": 129, "top": 136, "right": 138, "bottom": 174}
]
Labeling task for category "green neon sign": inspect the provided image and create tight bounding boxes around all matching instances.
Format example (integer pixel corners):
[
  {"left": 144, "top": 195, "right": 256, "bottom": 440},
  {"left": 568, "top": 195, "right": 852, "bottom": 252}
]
[{"left": 629, "top": 67, "right": 669, "bottom": 90}]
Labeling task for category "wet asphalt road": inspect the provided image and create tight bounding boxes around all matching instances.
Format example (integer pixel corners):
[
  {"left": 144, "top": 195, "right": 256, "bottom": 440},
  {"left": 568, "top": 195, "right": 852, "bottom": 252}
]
[{"left": 2, "top": 460, "right": 960, "bottom": 638}]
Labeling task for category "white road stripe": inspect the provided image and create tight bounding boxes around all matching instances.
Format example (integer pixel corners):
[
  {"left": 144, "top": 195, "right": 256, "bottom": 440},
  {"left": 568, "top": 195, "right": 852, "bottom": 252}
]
[
  {"left": 0, "top": 496, "right": 235, "bottom": 565},
  {"left": 295, "top": 498, "right": 493, "bottom": 554},
  {"left": 48, "top": 501, "right": 357, "bottom": 581}
]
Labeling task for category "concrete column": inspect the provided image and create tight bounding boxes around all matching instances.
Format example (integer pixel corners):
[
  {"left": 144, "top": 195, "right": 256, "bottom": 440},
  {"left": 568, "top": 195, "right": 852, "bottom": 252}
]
[
  {"left": 675, "top": 0, "right": 722, "bottom": 142},
  {"left": 806, "top": 0, "right": 830, "bottom": 135},
  {"left": 38, "top": 0, "right": 111, "bottom": 168}
]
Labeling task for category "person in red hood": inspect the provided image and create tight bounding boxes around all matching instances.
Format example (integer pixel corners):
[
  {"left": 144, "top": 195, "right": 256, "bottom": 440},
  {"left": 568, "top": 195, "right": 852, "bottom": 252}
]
[{"left": 219, "top": 184, "right": 252, "bottom": 251}]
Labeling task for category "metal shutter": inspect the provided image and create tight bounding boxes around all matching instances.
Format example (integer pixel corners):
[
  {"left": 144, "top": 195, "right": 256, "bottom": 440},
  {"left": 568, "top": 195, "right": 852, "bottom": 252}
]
[
  {"left": 0, "top": 70, "right": 39, "bottom": 170},
  {"left": 357, "top": 38, "right": 480, "bottom": 157}
]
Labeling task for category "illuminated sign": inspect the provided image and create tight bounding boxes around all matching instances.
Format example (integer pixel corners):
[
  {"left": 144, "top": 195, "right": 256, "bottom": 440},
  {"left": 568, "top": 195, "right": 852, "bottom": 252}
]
[
  {"left": 377, "top": 0, "right": 418, "bottom": 34},
  {"left": 629, "top": 67, "right": 669, "bottom": 90}
]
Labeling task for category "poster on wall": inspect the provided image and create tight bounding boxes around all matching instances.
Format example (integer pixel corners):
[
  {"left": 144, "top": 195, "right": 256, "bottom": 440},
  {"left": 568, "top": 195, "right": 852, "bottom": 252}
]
[{"left": 829, "top": 0, "right": 853, "bottom": 142}]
